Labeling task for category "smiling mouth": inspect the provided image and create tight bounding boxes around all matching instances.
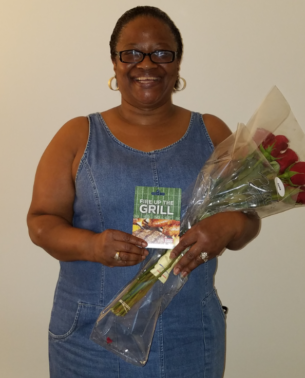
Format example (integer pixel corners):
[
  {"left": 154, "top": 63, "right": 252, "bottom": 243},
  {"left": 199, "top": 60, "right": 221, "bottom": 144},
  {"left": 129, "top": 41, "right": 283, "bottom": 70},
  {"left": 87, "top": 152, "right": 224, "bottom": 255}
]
[{"left": 135, "top": 77, "right": 159, "bottom": 82}]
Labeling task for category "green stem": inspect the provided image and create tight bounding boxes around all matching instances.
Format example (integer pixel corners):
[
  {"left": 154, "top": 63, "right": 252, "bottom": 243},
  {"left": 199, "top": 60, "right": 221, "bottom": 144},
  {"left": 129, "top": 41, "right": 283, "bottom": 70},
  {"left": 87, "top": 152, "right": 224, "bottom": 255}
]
[{"left": 110, "top": 153, "right": 279, "bottom": 317}]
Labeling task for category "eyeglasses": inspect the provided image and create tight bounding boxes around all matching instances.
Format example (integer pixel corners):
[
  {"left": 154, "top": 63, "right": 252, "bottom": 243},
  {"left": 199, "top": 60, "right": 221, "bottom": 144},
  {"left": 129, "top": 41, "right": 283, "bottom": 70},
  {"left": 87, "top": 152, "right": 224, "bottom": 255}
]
[{"left": 116, "top": 50, "right": 177, "bottom": 64}]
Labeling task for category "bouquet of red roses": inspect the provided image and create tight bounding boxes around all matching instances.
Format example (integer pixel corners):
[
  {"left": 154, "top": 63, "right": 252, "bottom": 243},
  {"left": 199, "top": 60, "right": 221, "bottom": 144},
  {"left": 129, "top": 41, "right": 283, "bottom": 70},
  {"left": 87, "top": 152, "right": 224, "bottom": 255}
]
[{"left": 90, "top": 87, "right": 305, "bottom": 366}]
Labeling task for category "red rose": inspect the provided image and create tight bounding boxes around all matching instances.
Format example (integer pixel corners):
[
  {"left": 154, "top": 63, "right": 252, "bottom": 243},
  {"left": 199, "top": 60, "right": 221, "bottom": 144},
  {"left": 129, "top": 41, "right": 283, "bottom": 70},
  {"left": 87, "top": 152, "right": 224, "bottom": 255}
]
[
  {"left": 253, "top": 129, "right": 273, "bottom": 145},
  {"left": 277, "top": 148, "right": 298, "bottom": 173},
  {"left": 262, "top": 134, "right": 289, "bottom": 157},
  {"left": 292, "top": 186, "right": 305, "bottom": 204},
  {"left": 261, "top": 132, "right": 275, "bottom": 147},
  {"left": 285, "top": 184, "right": 305, "bottom": 204},
  {"left": 296, "top": 191, "right": 305, "bottom": 204},
  {"left": 285, "top": 161, "right": 305, "bottom": 186}
]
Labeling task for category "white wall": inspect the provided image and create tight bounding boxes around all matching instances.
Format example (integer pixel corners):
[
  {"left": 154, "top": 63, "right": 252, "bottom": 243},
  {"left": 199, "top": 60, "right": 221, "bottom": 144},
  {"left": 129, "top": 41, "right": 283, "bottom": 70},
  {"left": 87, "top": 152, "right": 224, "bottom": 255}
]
[{"left": 1, "top": 1, "right": 304, "bottom": 377}]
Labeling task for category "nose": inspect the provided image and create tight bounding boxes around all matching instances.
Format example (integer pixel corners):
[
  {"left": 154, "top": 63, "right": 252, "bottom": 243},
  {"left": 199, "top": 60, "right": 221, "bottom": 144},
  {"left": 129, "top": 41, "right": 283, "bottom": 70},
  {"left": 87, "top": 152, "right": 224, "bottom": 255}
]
[{"left": 136, "top": 54, "right": 158, "bottom": 69}]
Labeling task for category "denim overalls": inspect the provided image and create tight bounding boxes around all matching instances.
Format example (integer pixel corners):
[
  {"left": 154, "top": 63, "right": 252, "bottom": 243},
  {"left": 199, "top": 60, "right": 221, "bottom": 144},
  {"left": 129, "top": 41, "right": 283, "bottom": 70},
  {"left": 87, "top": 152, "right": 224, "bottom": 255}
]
[{"left": 49, "top": 112, "right": 226, "bottom": 378}]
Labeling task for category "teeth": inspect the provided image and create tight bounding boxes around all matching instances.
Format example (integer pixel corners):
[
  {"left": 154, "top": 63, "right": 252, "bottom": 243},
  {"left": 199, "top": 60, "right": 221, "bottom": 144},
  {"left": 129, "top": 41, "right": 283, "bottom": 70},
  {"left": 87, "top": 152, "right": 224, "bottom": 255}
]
[{"left": 136, "top": 77, "right": 158, "bottom": 81}]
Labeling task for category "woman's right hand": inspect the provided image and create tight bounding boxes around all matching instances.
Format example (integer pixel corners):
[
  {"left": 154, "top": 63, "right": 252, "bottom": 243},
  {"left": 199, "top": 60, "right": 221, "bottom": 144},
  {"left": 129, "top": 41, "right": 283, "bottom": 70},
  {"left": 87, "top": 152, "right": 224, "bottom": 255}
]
[{"left": 92, "top": 230, "right": 149, "bottom": 267}]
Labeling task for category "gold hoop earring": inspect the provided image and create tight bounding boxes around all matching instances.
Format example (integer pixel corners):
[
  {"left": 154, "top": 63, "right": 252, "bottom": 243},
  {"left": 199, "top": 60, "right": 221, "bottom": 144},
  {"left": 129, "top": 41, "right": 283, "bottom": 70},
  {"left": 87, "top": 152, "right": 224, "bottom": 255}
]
[
  {"left": 175, "top": 76, "right": 186, "bottom": 92},
  {"left": 108, "top": 76, "right": 119, "bottom": 91}
]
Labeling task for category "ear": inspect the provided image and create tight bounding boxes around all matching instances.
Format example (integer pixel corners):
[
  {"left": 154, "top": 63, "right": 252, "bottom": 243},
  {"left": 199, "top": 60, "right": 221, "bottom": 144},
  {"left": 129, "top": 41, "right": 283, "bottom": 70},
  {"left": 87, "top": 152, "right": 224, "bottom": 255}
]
[
  {"left": 112, "top": 58, "right": 117, "bottom": 74},
  {"left": 176, "top": 59, "right": 181, "bottom": 74}
]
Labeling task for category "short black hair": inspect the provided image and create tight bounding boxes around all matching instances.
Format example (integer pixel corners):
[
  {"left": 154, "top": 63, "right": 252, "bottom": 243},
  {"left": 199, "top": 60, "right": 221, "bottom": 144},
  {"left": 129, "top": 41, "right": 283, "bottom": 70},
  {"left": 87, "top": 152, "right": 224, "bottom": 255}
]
[{"left": 110, "top": 6, "right": 183, "bottom": 62}]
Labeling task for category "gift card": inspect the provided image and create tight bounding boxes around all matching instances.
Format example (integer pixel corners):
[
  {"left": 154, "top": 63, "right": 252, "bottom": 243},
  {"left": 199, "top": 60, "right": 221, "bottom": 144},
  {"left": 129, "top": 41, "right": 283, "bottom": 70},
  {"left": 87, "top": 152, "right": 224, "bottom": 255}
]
[{"left": 133, "top": 186, "right": 181, "bottom": 249}]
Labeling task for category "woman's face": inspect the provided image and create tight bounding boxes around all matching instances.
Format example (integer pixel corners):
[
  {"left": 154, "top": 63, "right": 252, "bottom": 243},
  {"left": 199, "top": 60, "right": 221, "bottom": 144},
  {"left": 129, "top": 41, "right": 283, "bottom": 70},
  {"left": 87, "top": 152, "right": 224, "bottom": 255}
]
[{"left": 113, "top": 16, "right": 180, "bottom": 109}]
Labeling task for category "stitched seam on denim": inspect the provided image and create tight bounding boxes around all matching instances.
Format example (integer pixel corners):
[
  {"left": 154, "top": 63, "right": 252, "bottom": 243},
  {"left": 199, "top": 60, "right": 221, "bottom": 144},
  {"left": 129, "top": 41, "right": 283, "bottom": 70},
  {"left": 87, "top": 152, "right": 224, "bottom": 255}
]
[
  {"left": 202, "top": 307, "right": 207, "bottom": 378},
  {"left": 200, "top": 115, "right": 215, "bottom": 152},
  {"left": 205, "top": 259, "right": 209, "bottom": 301},
  {"left": 97, "top": 112, "right": 195, "bottom": 155},
  {"left": 201, "top": 287, "right": 216, "bottom": 307},
  {"left": 150, "top": 153, "right": 160, "bottom": 187},
  {"left": 213, "top": 289, "right": 226, "bottom": 322},
  {"left": 158, "top": 310, "right": 165, "bottom": 378},
  {"left": 83, "top": 160, "right": 105, "bottom": 232},
  {"left": 52, "top": 269, "right": 62, "bottom": 304},
  {"left": 77, "top": 302, "right": 105, "bottom": 309},
  {"left": 201, "top": 289, "right": 215, "bottom": 378},
  {"left": 74, "top": 115, "right": 92, "bottom": 184},
  {"left": 158, "top": 277, "right": 165, "bottom": 377},
  {"left": 99, "top": 264, "right": 105, "bottom": 306},
  {"left": 83, "top": 160, "right": 105, "bottom": 306}
]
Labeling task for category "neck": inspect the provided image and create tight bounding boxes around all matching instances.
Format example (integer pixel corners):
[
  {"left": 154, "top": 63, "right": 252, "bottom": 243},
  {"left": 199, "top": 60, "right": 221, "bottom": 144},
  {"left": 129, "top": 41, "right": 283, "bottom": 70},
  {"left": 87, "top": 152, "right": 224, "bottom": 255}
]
[{"left": 116, "top": 97, "right": 177, "bottom": 127}]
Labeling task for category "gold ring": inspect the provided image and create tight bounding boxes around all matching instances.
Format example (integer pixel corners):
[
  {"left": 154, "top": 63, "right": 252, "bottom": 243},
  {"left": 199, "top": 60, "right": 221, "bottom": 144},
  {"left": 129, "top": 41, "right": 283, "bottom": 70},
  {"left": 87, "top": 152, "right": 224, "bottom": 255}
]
[{"left": 114, "top": 251, "right": 121, "bottom": 261}]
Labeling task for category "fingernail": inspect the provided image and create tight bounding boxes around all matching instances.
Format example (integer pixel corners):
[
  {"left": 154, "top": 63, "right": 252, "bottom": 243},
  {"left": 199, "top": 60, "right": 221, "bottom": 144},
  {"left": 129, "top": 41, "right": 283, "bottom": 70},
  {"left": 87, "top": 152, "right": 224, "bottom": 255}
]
[
  {"left": 173, "top": 267, "right": 180, "bottom": 276},
  {"left": 144, "top": 250, "right": 149, "bottom": 256},
  {"left": 181, "top": 271, "right": 188, "bottom": 278},
  {"left": 142, "top": 241, "right": 148, "bottom": 247},
  {"left": 142, "top": 255, "right": 146, "bottom": 259}
]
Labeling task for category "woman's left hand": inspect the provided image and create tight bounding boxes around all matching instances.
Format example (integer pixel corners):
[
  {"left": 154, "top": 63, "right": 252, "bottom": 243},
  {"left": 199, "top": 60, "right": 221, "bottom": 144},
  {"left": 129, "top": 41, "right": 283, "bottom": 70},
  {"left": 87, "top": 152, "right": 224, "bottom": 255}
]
[{"left": 169, "top": 211, "right": 260, "bottom": 277}]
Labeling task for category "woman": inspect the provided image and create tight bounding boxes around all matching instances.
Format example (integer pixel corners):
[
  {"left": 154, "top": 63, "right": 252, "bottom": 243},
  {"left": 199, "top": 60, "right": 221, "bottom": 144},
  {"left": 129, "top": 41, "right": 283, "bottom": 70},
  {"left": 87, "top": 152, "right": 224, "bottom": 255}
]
[{"left": 27, "top": 6, "right": 260, "bottom": 378}]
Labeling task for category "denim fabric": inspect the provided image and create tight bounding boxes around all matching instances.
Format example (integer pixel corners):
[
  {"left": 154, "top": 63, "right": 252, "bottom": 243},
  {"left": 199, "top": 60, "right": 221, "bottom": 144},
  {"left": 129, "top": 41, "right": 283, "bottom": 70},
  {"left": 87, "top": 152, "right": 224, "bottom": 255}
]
[{"left": 49, "top": 112, "right": 226, "bottom": 378}]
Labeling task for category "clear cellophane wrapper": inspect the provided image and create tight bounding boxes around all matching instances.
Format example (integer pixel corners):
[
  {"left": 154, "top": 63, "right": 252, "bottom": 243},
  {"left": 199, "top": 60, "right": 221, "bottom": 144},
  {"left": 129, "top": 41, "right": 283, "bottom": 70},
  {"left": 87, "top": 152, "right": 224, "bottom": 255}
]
[{"left": 90, "top": 87, "right": 305, "bottom": 366}]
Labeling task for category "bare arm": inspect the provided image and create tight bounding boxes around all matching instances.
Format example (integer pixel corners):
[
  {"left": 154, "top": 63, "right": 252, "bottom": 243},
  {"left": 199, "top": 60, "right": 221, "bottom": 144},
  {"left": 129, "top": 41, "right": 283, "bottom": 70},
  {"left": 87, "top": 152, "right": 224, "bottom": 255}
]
[
  {"left": 27, "top": 117, "right": 148, "bottom": 266},
  {"left": 170, "top": 114, "right": 261, "bottom": 276}
]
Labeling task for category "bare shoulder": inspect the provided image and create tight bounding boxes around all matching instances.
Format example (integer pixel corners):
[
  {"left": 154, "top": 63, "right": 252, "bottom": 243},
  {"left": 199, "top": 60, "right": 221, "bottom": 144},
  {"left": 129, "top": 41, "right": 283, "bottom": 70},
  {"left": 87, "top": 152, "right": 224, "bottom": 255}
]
[
  {"left": 29, "top": 116, "right": 89, "bottom": 221},
  {"left": 202, "top": 114, "right": 232, "bottom": 147},
  {"left": 39, "top": 116, "right": 89, "bottom": 182}
]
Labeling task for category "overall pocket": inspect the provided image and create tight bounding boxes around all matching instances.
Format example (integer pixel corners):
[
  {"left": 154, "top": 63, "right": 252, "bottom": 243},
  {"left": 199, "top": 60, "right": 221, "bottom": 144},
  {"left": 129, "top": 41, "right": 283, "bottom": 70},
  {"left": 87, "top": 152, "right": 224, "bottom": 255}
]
[
  {"left": 49, "top": 302, "right": 105, "bottom": 341},
  {"left": 49, "top": 302, "right": 83, "bottom": 340}
]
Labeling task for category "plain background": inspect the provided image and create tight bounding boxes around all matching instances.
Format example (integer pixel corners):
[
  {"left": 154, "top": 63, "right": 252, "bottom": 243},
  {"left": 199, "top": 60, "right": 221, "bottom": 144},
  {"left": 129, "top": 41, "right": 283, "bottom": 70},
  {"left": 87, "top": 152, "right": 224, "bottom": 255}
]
[{"left": 1, "top": 0, "right": 304, "bottom": 377}]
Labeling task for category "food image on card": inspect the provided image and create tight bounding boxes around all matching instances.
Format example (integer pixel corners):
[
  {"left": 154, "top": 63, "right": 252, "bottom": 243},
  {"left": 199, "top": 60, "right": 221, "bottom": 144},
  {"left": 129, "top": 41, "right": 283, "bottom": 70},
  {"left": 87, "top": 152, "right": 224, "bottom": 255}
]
[{"left": 132, "top": 187, "right": 181, "bottom": 249}]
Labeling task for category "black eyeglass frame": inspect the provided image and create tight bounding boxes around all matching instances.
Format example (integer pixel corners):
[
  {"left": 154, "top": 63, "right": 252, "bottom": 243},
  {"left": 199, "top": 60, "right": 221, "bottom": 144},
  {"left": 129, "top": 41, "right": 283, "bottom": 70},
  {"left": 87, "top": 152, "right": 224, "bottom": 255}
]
[{"left": 115, "top": 49, "right": 177, "bottom": 64}]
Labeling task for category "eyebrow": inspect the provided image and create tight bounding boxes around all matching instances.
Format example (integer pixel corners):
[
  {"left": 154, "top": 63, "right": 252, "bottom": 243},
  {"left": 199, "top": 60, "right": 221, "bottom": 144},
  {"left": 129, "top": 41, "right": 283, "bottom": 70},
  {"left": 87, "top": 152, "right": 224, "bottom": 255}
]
[{"left": 121, "top": 43, "right": 173, "bottom": 49}]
